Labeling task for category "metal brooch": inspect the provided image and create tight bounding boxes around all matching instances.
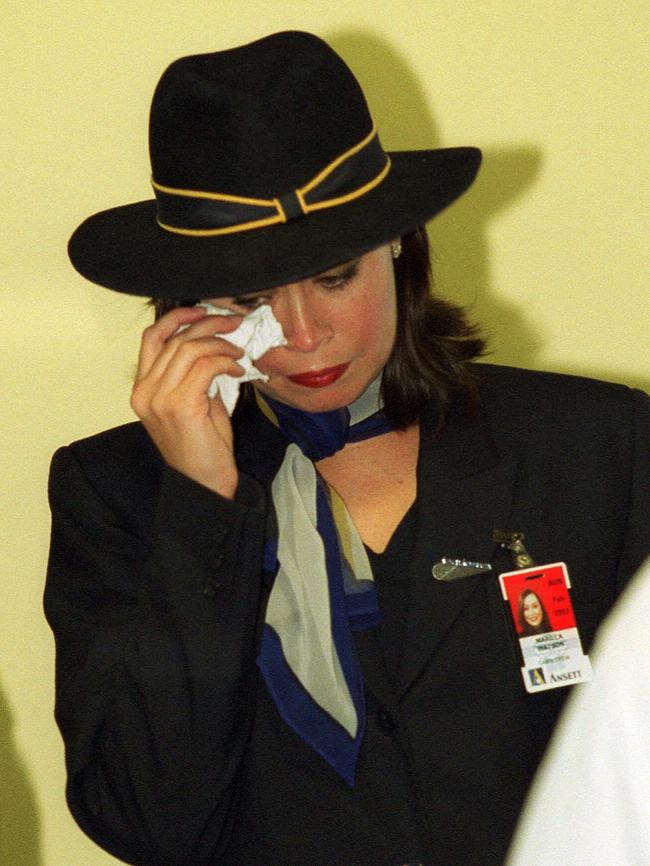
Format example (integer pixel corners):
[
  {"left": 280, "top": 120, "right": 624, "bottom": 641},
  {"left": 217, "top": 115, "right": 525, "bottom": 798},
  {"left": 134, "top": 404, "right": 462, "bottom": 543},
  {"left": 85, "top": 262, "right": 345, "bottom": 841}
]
[{"left": 432, "top": 558, "right": 493, "bottom": 582}]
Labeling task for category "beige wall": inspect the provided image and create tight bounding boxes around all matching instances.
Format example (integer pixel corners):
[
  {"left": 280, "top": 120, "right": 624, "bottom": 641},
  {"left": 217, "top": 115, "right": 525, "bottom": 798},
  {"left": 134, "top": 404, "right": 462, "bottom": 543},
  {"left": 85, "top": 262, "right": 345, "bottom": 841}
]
[{"left": 2, "top": 2, "right": 648, "bottom": 863}]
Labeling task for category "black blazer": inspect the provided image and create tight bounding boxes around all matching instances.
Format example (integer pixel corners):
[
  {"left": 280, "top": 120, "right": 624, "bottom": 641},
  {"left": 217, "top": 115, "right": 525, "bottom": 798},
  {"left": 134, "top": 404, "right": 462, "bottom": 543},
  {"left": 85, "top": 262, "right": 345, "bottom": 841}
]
[{"left": 45, "top": 365, "right": 650, "bottom": 866}]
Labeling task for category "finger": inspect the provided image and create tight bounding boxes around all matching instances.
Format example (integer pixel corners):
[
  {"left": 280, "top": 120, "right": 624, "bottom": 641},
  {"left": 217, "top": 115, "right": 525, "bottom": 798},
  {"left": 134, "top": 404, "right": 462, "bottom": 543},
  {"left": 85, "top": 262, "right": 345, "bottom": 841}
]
[
  {"left": 171, "top": 354, "right": 246, "bottom": 409},
  {"left": 143, "top": 353, "right": 246, "bottom": 423},
  {"left": 132, "top": 337, "right": 246, "bottom": 414},
  {"left": 136, "top": 306, "right": 208, "bottom": 381},
  {"left": 142, "top": 308, "right": 246, "bottom": 389},
  {"left": 154, "top": 332, "right": 246, "bottom": 387},
  {"left": 137, "top": 308, "right": 244, "bottom": 382}
]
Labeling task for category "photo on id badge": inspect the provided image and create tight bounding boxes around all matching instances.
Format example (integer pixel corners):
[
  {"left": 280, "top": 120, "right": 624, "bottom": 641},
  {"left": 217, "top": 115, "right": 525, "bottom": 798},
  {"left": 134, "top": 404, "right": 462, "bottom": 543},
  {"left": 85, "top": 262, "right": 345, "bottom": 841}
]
[{"left": 499, "top": 562, "right": 593, "bottom": 693}]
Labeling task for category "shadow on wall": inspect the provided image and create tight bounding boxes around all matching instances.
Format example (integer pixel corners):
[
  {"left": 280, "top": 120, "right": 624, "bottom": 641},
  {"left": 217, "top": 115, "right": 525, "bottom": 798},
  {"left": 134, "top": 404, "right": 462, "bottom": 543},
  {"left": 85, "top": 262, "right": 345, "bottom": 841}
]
[
  {"left": 329, "top": 30, "right": 545, "bottom": 369},
  {"left": 330, "top": 30, "right": 650, "bottom": 398},
  {"left": 0, "top": 683, "right": 43, "bottom": 866}
]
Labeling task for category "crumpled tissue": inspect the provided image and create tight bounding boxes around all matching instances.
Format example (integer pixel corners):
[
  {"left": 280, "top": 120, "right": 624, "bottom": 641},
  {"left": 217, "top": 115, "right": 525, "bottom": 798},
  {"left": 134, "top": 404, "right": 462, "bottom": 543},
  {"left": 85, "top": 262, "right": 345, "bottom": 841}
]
[{"left": 197, "top": 302, "right": 287, "bottom": 415}]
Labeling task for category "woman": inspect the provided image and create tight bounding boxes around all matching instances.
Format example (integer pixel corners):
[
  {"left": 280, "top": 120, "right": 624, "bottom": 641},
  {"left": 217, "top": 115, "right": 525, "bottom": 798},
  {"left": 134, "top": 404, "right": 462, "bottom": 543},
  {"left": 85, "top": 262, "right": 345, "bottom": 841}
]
[
  {"left": 46, "top": 31, "right": 650, "bottom": 866},
  {"left": 518, "top": 589, "right": 551, "bottom": 636}
]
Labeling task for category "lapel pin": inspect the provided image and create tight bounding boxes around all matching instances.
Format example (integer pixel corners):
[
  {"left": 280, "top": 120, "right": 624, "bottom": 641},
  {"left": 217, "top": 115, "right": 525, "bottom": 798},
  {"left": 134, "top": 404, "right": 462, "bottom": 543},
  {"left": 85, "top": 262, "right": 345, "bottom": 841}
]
[
  {"left": 432, "top": 558, "right": 493, "bottom": 582},
  {"left": 490, "top": 529, "right": 536, "bottom": 568}
]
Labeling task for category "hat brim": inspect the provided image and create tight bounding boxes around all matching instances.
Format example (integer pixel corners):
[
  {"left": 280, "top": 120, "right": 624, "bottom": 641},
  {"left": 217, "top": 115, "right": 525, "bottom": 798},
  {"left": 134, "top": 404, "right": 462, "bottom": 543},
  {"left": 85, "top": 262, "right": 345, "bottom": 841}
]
[{"left": 68, "top": 147, "right": 480, "bottom": 299}]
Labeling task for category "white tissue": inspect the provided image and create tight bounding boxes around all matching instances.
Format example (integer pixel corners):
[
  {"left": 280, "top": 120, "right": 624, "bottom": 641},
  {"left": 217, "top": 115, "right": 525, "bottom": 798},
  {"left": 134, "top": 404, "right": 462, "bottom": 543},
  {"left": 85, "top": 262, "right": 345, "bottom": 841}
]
[{"left": 197, "top": 302, "right": 287, "bottom": 415}]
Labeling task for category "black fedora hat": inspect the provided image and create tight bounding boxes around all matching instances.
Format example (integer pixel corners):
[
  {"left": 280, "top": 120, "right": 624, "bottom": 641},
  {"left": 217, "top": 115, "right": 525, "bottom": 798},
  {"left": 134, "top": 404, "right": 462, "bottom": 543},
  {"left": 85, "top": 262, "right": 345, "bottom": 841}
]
[{"left": 68, "top": 31, "right": 481, "bottom": 299}]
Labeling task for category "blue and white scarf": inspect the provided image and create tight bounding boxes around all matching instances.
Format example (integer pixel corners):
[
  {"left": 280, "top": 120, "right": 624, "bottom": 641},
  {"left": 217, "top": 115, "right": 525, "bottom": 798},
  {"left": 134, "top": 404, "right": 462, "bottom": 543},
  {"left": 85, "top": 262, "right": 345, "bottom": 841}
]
[{"left": 256, "top": 376, "right": 392, "bottom": 786}]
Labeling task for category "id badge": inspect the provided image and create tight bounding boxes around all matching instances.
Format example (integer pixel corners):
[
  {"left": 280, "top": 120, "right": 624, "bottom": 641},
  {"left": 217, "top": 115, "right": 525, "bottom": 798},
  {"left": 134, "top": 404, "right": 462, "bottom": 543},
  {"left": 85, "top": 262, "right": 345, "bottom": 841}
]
[{"left": 499, "top": 562, "right": 593, "bottom": 693}]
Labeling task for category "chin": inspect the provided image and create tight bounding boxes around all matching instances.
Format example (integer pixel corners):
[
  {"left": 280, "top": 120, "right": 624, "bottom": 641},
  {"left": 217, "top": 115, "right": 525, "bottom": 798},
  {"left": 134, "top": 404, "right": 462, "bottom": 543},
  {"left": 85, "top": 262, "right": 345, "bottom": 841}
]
[
  {"left": 271, "top": 392, "right": 350, "bottom": 413},
  {"left": 257, "top": 381, "right": 360, "bottom": 413}
]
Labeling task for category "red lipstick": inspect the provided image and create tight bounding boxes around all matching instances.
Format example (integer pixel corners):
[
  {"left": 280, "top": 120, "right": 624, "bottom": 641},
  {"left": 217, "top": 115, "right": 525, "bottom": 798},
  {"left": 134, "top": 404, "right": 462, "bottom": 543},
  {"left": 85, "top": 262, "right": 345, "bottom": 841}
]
[{"left": 287, "top": 363, "right": 349, "bottom": 388}]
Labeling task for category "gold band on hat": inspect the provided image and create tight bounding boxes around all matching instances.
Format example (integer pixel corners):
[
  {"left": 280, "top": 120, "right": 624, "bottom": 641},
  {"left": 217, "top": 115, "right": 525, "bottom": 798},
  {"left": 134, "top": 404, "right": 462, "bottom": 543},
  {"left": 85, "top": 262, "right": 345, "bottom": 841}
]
[{"left": 152, "top": 124, "right": 391, "bottom": 237}]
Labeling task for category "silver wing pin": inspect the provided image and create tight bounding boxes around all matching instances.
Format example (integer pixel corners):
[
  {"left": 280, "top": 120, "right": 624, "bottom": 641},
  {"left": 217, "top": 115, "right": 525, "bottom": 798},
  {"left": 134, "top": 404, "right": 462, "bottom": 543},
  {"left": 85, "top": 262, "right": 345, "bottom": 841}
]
[{"left": 432, "top": 557, "right": 493, "bottom": 582}]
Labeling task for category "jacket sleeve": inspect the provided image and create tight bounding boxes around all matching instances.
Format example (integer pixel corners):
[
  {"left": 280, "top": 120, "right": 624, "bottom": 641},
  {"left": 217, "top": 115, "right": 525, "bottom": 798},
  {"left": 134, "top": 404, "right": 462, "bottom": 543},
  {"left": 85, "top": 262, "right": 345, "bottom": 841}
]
[
  {"left": 615, "top": 388, "right": 650, "bottom": 593},
  {"left": 44, "top": 445, "right": 268, "bottom": 866}
]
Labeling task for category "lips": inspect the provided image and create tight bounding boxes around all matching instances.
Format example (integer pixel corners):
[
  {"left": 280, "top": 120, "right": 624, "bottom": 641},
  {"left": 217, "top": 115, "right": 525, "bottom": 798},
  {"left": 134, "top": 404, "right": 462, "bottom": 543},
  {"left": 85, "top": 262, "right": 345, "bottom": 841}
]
[{"left": 287, "top": 363, "right": 349, "bottom": 388}]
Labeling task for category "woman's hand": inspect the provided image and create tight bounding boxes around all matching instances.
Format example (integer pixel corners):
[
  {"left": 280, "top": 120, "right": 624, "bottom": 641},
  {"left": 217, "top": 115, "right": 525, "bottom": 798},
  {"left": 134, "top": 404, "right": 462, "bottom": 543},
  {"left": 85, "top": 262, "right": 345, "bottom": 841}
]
[{"left": 131, "top": 306, "right": 246, "bottom": 498}]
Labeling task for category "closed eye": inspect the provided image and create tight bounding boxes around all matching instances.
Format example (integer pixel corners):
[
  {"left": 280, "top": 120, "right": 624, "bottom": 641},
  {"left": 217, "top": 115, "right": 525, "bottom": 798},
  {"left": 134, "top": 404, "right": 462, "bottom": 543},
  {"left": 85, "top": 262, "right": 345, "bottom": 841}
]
[
  {"left": 230, "top": 258, "right": 360, "bottom": 310},
  {"left": 232, "top": 293, "right": 273, "bottom": 311},
  {"left": 315, "top": 260, "right": 360, "bottom": 291}
]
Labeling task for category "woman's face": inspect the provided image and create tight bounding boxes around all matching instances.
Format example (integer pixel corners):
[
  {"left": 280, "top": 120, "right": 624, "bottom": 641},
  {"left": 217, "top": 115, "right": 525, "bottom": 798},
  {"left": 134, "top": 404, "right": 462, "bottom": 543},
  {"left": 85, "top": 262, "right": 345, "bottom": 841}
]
[
  {"left": 522, "top": 592, "right": 544, "bottom": 628},
  {"left": 206, "top": 244, "right": 398, "bottom": 412}
]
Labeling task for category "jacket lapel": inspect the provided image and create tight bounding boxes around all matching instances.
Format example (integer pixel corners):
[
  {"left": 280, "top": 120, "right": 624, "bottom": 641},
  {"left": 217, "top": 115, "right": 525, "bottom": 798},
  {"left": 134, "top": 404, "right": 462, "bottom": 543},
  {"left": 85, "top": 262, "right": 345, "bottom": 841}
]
[
  {"left": 234, "top": 390, "right": 520, "bottom": 709},
  {"left": 397, "top": 401, "right": 519, "bottom": 697}
]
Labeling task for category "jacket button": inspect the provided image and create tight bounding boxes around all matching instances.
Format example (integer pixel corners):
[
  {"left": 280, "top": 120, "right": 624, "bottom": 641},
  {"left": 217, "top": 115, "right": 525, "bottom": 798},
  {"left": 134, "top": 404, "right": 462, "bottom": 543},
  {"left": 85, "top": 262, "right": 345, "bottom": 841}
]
[{"left": 377, "top": 709, "right": 397, "bottom": 731}]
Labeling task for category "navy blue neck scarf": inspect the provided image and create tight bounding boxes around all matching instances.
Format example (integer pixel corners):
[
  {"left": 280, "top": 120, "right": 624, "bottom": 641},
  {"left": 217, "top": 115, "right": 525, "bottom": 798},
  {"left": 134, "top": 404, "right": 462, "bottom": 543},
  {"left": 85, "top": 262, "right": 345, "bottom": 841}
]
[{"left": 260, "top": 375, "right": 391, "bottom": 460}]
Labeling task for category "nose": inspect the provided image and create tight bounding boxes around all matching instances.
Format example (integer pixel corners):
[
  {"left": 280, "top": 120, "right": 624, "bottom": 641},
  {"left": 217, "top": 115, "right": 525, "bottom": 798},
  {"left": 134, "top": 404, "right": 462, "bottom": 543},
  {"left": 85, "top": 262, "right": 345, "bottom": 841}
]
[{"left": 274, "top": 284, "right": 333, "bottom": 353}]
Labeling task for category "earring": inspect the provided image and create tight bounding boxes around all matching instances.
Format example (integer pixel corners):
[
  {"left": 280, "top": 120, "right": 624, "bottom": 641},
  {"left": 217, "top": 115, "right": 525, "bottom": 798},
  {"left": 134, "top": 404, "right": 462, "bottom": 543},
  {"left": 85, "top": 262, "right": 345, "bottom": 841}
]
[{"left": 391, "top": 241, "right": 402, "bottom": 260}]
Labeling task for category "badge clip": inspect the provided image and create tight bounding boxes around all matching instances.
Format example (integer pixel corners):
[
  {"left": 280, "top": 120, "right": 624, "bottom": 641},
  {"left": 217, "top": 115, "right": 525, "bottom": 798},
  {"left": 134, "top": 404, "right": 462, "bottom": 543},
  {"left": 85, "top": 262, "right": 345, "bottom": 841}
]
[{"left": 491, "top": 529, "right": 536, "bottom": 569}]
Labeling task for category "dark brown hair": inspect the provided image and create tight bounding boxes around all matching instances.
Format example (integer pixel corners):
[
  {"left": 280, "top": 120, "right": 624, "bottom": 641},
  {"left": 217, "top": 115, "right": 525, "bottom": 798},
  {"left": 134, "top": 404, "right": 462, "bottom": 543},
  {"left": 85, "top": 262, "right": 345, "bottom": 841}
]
[
  {"left": 150, "top": 228, "right": 486, "bottom": 428},
  {"left": 383, "top": 228, "right": 485, "bottom": 427}
]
